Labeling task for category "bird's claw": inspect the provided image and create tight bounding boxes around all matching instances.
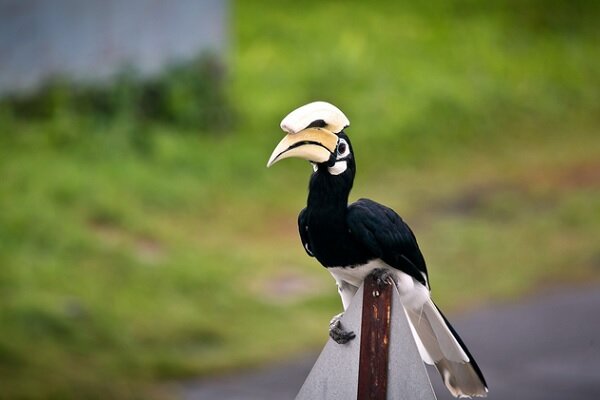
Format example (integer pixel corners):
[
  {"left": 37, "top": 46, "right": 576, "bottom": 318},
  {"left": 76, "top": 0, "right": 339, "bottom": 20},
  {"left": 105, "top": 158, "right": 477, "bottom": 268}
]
[
  {"left": 371, "top": 268, "right": 393, "bottom": 289},
  {"left": 329, "top": 313, "right": 355, "bottom": 344}
]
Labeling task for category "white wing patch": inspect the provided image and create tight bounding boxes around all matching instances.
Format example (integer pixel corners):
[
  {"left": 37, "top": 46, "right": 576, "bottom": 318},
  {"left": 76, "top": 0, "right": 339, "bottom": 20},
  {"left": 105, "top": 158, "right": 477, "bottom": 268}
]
[
  {"left": 328, "top": 259, "right": 430, "bottom": 310},
  {"left": 304, "top": 242, "right": 314, "bottom": 256}
]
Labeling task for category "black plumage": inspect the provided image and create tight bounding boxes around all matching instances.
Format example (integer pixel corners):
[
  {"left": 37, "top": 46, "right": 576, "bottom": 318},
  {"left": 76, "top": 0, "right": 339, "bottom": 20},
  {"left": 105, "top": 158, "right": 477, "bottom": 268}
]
[
  {"left": 298, "top": 132, "right": 427, "bottom": 287},
  {"left": 268, "top": 102, "right": 488, "bottom": 397},
  {"left": 294, "top": 131, "right": 487, "bottom": 397}
]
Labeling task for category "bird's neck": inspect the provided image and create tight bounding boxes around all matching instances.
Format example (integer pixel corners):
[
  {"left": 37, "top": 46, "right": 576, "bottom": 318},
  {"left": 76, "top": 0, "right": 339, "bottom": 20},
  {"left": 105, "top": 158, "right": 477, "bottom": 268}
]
[{"left": 306, "top": 170, "right": 353, "bottom": 220}]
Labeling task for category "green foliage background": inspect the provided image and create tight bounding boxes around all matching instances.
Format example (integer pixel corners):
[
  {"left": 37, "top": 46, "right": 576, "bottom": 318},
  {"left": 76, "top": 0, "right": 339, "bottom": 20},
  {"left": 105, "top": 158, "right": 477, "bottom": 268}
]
[{"left": 1, "top": 1, "right": 599, "bottom": 398}]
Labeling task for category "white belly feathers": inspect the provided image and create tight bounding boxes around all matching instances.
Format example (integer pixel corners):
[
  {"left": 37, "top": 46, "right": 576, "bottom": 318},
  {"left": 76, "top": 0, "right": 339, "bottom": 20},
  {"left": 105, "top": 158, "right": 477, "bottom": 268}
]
[{"left": 328, "top": 259, "right": 430, "bottom": 311}]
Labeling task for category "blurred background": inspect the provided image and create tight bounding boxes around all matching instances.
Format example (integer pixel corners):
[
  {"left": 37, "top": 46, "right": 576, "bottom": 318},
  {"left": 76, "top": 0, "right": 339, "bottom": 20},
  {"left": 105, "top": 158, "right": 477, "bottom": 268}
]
[{"left": 1, "top": 0, "right": 599, "bottom": 399}]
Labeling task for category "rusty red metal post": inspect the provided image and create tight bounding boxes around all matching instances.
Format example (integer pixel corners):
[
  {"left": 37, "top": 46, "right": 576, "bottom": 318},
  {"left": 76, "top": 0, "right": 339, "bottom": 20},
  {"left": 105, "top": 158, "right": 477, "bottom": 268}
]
[{"left": 357, "top": 274, "right": 393, "bottom": 400}]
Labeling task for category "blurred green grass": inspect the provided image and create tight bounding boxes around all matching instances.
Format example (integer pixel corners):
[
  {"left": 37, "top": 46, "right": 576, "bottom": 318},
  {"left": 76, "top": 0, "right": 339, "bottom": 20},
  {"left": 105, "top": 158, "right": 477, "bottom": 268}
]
[{"left": 1, "top": 1, "right": 600, "bottom": 398}]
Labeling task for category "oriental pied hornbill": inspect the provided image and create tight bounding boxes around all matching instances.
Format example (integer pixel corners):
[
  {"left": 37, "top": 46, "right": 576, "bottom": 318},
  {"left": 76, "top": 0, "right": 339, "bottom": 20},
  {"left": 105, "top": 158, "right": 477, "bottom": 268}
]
[{"left": 267, "top": 101, "right": 488, "bottom": 398}]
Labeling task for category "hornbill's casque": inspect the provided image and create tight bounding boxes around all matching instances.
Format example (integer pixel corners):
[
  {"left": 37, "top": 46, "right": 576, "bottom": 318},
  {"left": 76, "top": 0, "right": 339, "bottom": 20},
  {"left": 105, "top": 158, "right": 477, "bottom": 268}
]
[{"left": 267, "top": 101, "right": 488, "bottom": 398}]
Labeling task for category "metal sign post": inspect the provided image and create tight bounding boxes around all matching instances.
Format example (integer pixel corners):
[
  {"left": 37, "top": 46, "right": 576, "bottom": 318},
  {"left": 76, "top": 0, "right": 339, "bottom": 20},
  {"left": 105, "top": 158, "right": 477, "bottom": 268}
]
[
  {"left": 357, "top": 275, "right": 393, "bottom": 399},
  {"left": 296, "top": 274, "right": 437, "bottom": 400}
]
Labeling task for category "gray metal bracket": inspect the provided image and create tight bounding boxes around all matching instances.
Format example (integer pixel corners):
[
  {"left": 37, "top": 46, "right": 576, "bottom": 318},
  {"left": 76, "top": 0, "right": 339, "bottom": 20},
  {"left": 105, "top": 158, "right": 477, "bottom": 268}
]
[{"left": 295, "top": 280, "right": 437, "bottom": 400}]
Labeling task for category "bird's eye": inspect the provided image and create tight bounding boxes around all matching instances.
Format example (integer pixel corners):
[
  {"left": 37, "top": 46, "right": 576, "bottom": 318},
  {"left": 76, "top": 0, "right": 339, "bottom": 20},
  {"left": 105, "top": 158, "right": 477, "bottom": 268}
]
[{"left": 337, "top": 139, "right": 349, "bottom": 158}]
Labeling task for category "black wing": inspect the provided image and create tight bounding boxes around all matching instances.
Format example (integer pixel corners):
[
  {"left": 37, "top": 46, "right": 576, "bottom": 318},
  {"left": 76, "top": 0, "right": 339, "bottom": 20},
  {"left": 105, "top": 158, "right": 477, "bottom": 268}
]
[
  {"left": 298, "top": 208, "right": 314, "bottom": 257},
  {"left": 346, "top": 198, "right": 429, "bottom": 287}
]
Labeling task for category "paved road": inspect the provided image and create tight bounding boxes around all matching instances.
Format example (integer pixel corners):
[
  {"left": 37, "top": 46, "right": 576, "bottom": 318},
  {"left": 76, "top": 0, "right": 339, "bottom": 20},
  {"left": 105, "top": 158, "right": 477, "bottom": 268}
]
[{"left": 180, "top": 285, "right": 600, "bottom": 400}]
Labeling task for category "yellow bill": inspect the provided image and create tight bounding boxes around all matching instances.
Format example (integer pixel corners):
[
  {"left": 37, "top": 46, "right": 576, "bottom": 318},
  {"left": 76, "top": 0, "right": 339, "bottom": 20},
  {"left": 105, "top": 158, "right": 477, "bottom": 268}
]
[{"left": 267, "top": 128, "right": 338, "bottom": 167}]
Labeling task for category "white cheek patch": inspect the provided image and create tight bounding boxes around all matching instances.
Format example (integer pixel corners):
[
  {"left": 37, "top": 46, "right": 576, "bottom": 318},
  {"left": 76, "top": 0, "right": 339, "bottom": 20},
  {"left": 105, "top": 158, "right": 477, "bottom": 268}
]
[
  {"left": 328, "top": 160, "right": 347, "bottom": 175},
  {"left": 311, "top": 162, "right": 319, "bottom": 172}
]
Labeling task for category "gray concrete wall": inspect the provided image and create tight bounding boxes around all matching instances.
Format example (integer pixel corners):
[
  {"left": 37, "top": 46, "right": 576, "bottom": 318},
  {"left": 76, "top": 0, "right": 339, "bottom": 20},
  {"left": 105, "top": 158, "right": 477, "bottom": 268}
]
[{"left": 0, "top": 0, "right": 227, "bottom": 94}]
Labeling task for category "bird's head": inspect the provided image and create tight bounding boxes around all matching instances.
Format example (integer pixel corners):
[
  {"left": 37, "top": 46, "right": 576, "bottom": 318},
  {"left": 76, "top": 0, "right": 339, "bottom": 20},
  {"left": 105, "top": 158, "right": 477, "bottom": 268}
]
[{"left": 267, "top": 101, "right": 355, "bottom": 176}]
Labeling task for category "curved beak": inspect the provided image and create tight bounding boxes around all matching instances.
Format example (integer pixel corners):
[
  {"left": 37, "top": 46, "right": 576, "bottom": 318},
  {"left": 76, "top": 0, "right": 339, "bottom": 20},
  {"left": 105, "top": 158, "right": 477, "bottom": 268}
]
[{"left": 267, "top": 128, "right": 338, "bottom": 167}]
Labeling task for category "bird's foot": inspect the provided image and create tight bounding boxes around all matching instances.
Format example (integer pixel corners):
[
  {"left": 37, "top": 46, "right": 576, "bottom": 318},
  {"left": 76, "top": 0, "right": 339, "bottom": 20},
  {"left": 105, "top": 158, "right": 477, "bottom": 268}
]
[
  {"left": 329, "top": 313, "right": 356, "bottom": 344},
  {"left": 371, "top": 268, "right": 394, "bottom": 290}
]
